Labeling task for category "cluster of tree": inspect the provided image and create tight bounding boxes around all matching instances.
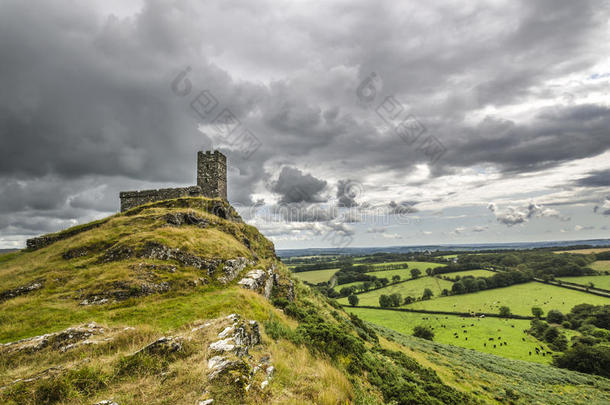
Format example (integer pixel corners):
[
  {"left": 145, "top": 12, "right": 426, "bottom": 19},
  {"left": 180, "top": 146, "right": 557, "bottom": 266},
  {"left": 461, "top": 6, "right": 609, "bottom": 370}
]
[
  {"left": 431, "top": 263, "right": 482, "bottom": 275},
  {"left": 534, "top": 304, "right": 610, "bottom": 378},
  {"left": 596, "top": 251, "right": 610, "bottom": 260},
  {"left": 291, "top": 258, "right": 354, "bottom": 272},
  {"left": 530, "top": 318, "right": 568, "bottom": 351},
  {"left": 454, "top": 251, "right": 596, "bottom": 278},
  {"left": 379, "top": 293, "right": 403, "bottom": 307},
  {"left": 367, "top": 263, "right": 409, "bottom": 272},
  {"left": 450, "top": 271, "right": 532, "bottom": 295},
  {"left": 378, "top": 289, "right": 433, "bottom": 307}
]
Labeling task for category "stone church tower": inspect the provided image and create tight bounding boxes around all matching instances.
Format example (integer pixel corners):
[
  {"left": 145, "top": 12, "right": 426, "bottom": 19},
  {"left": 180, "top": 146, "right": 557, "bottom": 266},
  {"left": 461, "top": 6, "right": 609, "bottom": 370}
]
[{"left": 197, "top": 150, "right": 227, "bottom": 200}]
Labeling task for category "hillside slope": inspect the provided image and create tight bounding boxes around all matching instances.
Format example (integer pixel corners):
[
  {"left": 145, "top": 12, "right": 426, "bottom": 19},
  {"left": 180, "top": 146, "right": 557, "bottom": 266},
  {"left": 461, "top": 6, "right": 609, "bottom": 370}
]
[{"left": 0, "top": 197, "right": 609, "bottom": 404}]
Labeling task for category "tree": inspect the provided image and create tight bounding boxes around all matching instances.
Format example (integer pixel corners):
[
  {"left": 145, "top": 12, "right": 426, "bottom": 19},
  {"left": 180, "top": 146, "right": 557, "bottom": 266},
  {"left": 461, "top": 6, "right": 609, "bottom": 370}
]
[
  {"left": 348, "top": 294, "right": 359, "bottom": 306},
  {"left": 547, "top": 310, "right": 565, "bottom": 324},
  {"left": 380, "top": 277, "right": 390, "bottom": 286},
  {"left": 379, "top": 294, "right": 391, "bottom": 308},
  {"left": 363, "top": 281, "right": 373, "bottom": 291},
  {"left": 422, "top": 288, "right": 433, "bottom": 300},
  {"left": 410, "top": 268, "right": 421, "bottom": 279},
  {"left": 499, "top": 306, "right": 511, "bottom": 318},
  {"left": 425, "top": 268, "right": 433, "bottom": 276},
  {"left": 404, "top": 296, "right": 415, "bottom": 305},
  {"left": 451, "top": 281, "right": 465, "bottom": 294},
  {"left": 413, "top": 325, "right": 434, "bottom": 341},
  {"left": 392, "top": 275, "right": 401, "bottom": 283},
  {"left": 553, "top": 344, "right": 610, "bottom": 377},
  {"left": 441, "top": 289, "right": 449, "bottom": 296},
  {"left": 531, "top": 307, "right": 544, "bottom": 318},
  {"left": 389, "top": 293, "right": 402, "bottom": 307},
  {"left": 543, "top": 326, "right": 560, "bottom": 343}
]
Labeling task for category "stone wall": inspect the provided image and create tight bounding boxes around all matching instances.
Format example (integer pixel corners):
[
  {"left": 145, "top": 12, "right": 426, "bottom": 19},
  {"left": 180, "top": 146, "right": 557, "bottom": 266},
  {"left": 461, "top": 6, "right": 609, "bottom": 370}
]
[{"left": 119, "top": 186, "right": 204, "bottom": 212}]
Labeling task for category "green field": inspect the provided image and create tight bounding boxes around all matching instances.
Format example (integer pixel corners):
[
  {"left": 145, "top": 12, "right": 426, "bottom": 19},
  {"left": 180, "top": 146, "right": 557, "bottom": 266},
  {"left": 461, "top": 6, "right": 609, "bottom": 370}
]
[
  {"left": 590, "top": 260, "right": 610, "bottom": 272},
  {"left": 557, "top": 275, "right": 610, "bottom": 290},
  {"left": 369, "top": 260, "right": 445, "bottom": 271},
  {"left": 332, "top": 262, "right": 447, "bottom": 293},
  {"left": 441, "top": 269, "right": 496, "bottom": 279},
  {"left": 338, "top": 276, "right": 453, "bottom": 306},
  {"left": 347, "top": 307, "right": 552, "bottom": 363},
  {"left": 292, "top": 268, "right": 339, "bottom": 284},
  {"left": 407, "top": 282, "right": 610, "bottom": 316}
]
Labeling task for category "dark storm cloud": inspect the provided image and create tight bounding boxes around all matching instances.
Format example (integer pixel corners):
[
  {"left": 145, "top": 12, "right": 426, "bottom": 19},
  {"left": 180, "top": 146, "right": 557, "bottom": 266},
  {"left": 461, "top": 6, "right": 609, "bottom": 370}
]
[
  {"left": 577, "top": 169, "right": 610, "bottom": 187},
  {"left": 0, "top": 0, "right": 609, "bottom": 246},
  {"left": 271, "top": 167, "right": 328, "bottom": 204},
  {"left": 336, "top": 179, "right": 361, "bottom": 208}
]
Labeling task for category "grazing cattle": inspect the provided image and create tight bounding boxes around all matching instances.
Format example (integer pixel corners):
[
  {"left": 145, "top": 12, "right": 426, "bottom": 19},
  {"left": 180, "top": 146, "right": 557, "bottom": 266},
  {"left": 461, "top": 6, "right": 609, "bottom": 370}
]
[
  {"left": 484, "top": 343, "right": 486, "bottom": 347},
  {"left": 465, "top": 337, "right": 468, "bottom": 340},
  {"left": 542, "top": 352, "right": 545, "bottom": 357},
  {"left": 493, "top": 344, "right": 496, "bottom": 348},
  {"left": 522, "top": 338, "right": 525, "bottom": 341}
]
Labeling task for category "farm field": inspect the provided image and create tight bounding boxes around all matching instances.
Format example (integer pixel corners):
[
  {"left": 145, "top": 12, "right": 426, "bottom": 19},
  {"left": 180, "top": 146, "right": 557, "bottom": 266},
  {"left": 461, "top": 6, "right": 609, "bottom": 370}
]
[
  {"left": 337, "top": 276, "right": 453, "bottom": 306},
  {"left": 553, "top": 247, "right": 610, "bottom": 254},
  {"left": 557, "top": 275, "right": 610, "bottom": 290},
  {"left": 291, "top": 268, "right": 339, "bottom": 284},
  {"left": 407, "top": 282, "right": 610, "bottom": 316},
  {"left": 346, "top": 307, "right": 551, "bottom": 363},
  {"left": 440, "top": 269, "right": 496, "bottom": 279},
  {"left": 332, "top": 261, "right": 447, "bottom": 292},
  {"left": 590, "top": 260, "right": 610, "bottom": 272}
]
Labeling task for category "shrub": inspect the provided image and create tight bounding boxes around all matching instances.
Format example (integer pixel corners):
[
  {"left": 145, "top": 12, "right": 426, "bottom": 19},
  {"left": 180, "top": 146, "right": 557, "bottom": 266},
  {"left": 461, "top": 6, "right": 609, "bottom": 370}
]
[
  {"left": 264, "top": 317, "right": 303, "bottom": 345},
  {"left": 531, "top": 307, "right": 544, "bottom": 318},
  {"left": 499, "top": 306, "right": 511, "bottom": 318},
  {"left": 543, "top": 326, "right": 560, "bottom": 343},
  {"left": 413, "top": 325, "right": 434, "bottom": 341},
  {"left": 546, "top": 310, "right": 565, "bottom": 324}
]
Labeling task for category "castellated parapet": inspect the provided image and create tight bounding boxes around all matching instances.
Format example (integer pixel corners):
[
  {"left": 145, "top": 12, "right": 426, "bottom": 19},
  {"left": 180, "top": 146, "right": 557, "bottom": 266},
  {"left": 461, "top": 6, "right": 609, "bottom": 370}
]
[{"left": 119, "top": 151, "right": 227, "bottom": 212}]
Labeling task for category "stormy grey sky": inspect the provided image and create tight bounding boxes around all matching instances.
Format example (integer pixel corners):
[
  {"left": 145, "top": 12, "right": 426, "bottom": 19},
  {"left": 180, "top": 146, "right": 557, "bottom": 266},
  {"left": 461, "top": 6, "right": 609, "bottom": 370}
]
[{"left": 1, "top": 0, "right": 609, "bottom": 249}]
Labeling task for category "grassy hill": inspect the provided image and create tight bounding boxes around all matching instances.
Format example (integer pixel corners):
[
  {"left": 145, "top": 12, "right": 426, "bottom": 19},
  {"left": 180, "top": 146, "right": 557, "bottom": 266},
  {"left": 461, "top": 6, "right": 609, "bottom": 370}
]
[{"left": 1, "top": 197, "right": 609, "bottom": 404}]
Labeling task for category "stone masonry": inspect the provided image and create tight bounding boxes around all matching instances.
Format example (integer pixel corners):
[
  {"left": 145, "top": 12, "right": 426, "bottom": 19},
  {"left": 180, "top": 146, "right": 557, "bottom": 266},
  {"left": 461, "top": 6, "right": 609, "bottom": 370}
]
[{"left": 119, "top": 150, "right": 227, "bottom": 212}]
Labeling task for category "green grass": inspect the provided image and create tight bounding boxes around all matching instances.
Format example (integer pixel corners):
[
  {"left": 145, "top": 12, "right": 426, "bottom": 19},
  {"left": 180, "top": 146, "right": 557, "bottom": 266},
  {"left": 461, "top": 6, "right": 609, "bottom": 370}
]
[
  {"left": 375, "top": 324, "right": 610, "bottom": 405},
  {"left": 291, "top": 268, "right": 339, "bottom": 284},
  {"left": 440, "top": 269, "right": 496, "bottom": 279},
  {"left": 347, "top": 307, "right": 552, "bottom": 363},
  {"left": 0, "top": 287, "right": 272, "bottom": 343},
  {"left": 407, "top": 282, "right": 610, "bottom": 316},
  {"left": 557, "top": 275, "right": 610, "bottom": 290},
  {"left": 337, "top": 276, "right": 453, "bottom": 306},
  {"left": 590, "top": 260, "right": 610, "bottom": 273}
]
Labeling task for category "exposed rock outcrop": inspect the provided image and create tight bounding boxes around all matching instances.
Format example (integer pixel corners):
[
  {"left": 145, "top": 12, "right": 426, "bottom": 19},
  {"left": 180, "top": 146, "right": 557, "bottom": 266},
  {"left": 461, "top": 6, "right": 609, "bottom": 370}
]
[
  {"left": 237, "top": 263, "right": 294, "bottom": 301},
  {"left": 218, "top": 257, "right": 252, "bottom": 284},
  {"left": 0, "top": 279, "right": 44, "bottom": 303},
  {"left": 164, "top": 212, "right": 209, "bottom": 227},
  {"left": 79, "top": 280, "right": 171, "bottom": 305},
  {"left": 0, "top": 323, "right": 107, "bottom": 355}
]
